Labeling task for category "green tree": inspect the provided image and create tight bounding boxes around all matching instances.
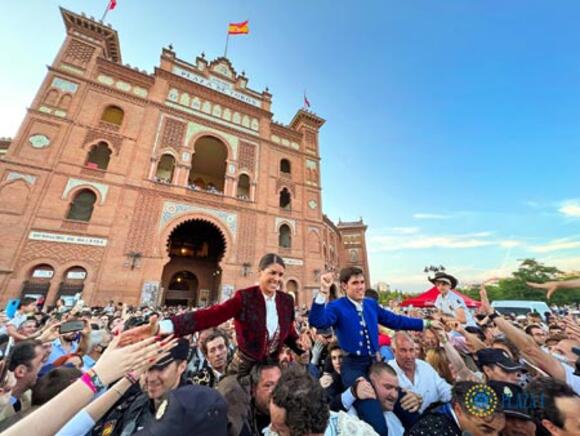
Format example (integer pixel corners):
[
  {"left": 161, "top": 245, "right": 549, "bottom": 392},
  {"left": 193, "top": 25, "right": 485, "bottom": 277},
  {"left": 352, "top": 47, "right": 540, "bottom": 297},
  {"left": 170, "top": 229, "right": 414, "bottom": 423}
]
[{"left": 460, "top": 258, "right": 580, "bottom": 304}]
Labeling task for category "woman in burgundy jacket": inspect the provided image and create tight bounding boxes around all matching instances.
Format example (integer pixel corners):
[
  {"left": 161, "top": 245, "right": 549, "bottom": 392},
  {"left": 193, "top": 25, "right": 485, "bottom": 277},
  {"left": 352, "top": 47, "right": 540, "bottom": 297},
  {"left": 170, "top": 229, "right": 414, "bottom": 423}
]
[{"left": 123, "top": 253, "right": 302, "bottom": 375}]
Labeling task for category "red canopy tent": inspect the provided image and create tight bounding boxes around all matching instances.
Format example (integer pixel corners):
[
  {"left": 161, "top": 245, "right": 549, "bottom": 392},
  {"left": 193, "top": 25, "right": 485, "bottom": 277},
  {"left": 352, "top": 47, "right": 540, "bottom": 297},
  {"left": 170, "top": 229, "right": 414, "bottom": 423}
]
[{"left": 400, "top": 286, "right": 481, "bottom": 308}]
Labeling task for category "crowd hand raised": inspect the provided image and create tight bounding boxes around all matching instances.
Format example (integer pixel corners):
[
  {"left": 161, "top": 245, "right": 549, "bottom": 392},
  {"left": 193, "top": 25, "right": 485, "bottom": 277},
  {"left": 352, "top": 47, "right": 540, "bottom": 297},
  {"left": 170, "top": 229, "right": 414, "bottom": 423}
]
[
  {"left": 355, "top": 378, "right": 376, "bottom": 401},
  {"left": 527, "top": 281, "right": 559, "bottom": 300},
  {"left": 320, "top": 373, "right": 333, "bottom": 389},
  {"left": 319, "top": 272, "right": 334, "bottom": 300},
  {"left": 93, "top": 334, "right": 177, "bottom": 385},
  {"left": 563, "top": 317, "right": 580, "bottom": 343},
  {"left": 400, "top": 390, "right": 422, "bottom": 413},
  {"left": 37, "top": 322, "right": 62, "bottom": 343},
  {"left": 117, "top": 315, "right": 159, "bottom": 347},
  {"left": 479, "top": 280, "right": 494, "bottom": 315}
]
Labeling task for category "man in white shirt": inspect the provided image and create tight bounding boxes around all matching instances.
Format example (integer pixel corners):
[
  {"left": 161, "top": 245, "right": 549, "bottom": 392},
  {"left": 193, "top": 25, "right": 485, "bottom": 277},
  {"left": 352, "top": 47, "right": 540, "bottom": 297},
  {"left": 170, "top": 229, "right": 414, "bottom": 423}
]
[
  {"left": 430, "top": 272, "right": 476, "bottom": 327},
  {"left": 388, "top": 332, "right": 452, "bottom": 413},
  {"left": 341, "top": 362, "right": 419, "bottom": 435}
]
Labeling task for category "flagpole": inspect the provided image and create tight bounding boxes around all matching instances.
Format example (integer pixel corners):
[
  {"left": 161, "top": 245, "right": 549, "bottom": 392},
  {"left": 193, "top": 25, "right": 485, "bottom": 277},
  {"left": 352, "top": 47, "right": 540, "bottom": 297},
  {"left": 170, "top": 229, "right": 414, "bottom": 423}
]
[
  {"left": 101, "top": 0, "right": 110, "bottom": 21},
  {"left": 224, "top": 30, "right": 230, "bottom": 58}
]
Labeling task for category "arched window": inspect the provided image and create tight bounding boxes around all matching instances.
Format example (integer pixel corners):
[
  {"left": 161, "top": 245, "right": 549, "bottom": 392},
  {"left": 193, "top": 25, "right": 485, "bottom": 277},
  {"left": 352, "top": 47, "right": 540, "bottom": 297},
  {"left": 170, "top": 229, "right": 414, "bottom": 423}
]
[
  {"left": 22, "top": 264, "right": 54, "bottom": 300},
  {"left": 59, "top": 94, "right": 72, "bottom": 110},
  {"left": 236, "top": 174, "right": 250, "bottom": 200},
  {"left": 188, "top": 136, "right": 228, "bottom": 193},
  {"left": 66, "top": 189, "right": 97, "bottom": 222},
  {"left": 44, "top": 89, "right": 59, "bottom": 106},
  {"left": 155, "top": 154, "right": 175, "bottom": 183},
  {"left": 101, "top": 105, "right": 124, "bottom": 126},
  {"left": 279, "top": 224, "right": 292, "bottom": 248},
  {"left": 59, "top": 266, "right": 87, "bottom": 303},
  {"left": 85, "top": 142, "right": 112, "bottom": 170},
  {"left": 279, "top": 188, "right": 291, "bottom": 210},
  {"left": 280, "top": 159, "right": 291, "bottom": 175}
]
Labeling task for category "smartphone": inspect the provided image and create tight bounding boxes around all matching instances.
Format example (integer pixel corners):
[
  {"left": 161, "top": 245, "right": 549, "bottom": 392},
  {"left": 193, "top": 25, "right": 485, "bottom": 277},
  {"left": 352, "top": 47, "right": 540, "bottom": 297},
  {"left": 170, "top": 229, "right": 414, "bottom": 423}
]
[{"left": 59, "top": 320, "right": 85, "bottom": 334}]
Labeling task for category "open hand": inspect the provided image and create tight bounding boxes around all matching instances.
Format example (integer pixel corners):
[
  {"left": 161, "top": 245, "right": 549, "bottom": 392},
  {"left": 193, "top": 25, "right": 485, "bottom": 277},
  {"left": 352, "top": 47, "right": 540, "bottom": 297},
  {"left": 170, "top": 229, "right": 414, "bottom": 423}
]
[
  {"left": 355, "top": 378, "right": 376, "bottom": 400},
  {"left": 400, "top": 390, "right": 422, "bottom": 413},
  {"left": 117, "top": 315, "right": 159, "bottom": 347},
  {"left": 527, "top": 281, "right": 559, "bottom": 299}
]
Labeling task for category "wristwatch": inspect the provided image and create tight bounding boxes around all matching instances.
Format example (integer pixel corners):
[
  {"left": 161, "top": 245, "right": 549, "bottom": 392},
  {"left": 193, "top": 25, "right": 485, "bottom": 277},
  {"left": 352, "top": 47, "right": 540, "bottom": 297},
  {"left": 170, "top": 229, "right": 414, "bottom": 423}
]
[{"left": 158, "top": 319, "right": 175, "bottom": 336}]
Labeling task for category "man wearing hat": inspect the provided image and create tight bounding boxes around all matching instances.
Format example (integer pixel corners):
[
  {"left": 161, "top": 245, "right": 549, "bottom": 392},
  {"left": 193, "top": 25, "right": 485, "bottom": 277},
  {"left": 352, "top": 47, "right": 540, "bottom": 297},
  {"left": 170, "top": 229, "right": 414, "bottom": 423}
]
[
  {"left": 431, "top": 272, "right": 476, "bottom": 327},
  {"left": 114, "top": 338, "right": 191, "bottom": 435},
  {"left": 476, "top": 348, "right": 523, "bottom": 385},
  {"left": 134, "top": 384, "right": 228, "bottom": 436}
]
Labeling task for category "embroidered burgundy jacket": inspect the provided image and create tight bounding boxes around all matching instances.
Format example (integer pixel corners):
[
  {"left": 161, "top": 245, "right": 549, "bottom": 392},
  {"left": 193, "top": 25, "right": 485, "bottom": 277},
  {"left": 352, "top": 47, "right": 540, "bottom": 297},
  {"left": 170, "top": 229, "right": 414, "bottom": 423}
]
[{"left": 171, "top": 286, "right": 301, "bottom": 361}]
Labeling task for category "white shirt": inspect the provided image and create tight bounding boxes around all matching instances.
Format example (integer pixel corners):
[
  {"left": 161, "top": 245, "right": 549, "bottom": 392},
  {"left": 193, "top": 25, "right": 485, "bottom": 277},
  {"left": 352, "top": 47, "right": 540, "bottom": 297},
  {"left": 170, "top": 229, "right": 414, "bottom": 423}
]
[
  {"left": 563, "top": 362, "right": 580, "bottom": 395},
  {"left": 434, "top": 291, "right": 476, "bottom": 326},
  {"left": 346, "top": 398, "right": 404, "bottom": 436},
  {"left": 388, "top": 358, "right": 452, "bottom": 413},
  {"left": 263, "top": 292, "right": 279, "bottom": 339}
]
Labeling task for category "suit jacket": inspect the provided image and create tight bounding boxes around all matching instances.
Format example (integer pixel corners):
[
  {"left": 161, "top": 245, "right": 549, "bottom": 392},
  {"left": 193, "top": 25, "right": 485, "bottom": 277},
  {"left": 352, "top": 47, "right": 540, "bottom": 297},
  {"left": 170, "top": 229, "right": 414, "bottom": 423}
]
[
  {"left": 309, "top": 297, "right": 424, "bottom": 356},
  {"left": 171, "top": 286, "right": 300, "bottom": 361}
]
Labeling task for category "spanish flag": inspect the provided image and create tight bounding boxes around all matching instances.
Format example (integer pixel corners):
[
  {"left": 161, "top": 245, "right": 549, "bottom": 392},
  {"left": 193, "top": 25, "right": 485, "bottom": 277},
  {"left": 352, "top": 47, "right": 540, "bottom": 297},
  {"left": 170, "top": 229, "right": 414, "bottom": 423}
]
[{"left": 228, "top": 20, "right": 249, "bottom": 35}]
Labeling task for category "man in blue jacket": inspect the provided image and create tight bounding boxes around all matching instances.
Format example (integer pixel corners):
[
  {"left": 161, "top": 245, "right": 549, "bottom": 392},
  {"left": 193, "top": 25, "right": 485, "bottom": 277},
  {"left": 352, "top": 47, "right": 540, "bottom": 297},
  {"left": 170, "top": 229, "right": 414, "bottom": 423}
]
[{"left": 309, "top": 266, "right": 437, "bottom": 435}]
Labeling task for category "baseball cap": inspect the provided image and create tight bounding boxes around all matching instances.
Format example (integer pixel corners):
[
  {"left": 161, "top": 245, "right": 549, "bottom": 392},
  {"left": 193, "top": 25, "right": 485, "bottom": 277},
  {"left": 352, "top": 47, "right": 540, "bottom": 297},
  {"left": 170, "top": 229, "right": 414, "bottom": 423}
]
[
  {"left": 488, "top": 381, "right": 532, "bottom": 420},
  {"left": 135, "top": 385, "right": 228, "bottom": 435},
  {"left": 477, "top": 348, "right": 523, "bottom": 372},
  {"left": 150, "top": 338, "right": 190, "bottom": 370}
]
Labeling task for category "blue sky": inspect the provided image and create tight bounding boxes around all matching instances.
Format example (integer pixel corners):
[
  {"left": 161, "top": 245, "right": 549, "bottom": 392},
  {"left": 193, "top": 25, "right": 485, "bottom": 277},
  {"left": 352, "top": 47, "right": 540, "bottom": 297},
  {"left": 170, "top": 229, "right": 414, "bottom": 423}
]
[{"left": 1, "top": 1, "right": 579, "bottom": 291}]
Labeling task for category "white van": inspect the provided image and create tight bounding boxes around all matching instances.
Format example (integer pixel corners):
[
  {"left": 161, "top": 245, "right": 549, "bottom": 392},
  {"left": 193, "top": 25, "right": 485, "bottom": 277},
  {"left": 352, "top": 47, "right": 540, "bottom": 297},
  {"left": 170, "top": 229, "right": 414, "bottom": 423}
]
[{"left": 491, "top": 300, "right": 552, "bottom": 321}]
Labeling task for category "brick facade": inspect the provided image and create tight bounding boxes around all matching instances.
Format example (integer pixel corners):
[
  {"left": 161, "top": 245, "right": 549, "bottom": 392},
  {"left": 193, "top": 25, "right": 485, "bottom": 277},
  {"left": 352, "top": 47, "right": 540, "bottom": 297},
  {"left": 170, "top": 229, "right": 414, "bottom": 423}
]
[{"left": 0, "top": 9, "right": 370, "bottom": 308}]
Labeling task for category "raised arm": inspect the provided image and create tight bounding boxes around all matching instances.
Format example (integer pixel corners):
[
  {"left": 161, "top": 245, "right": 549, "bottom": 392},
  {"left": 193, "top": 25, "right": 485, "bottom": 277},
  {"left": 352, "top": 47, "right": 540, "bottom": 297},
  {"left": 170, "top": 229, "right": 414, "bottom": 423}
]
[
  {"left": 170, "top": 291, "right": 243, "bottom": 336},
  {"left": 527, "top": 278, "right": 580, "bottom": 299},
  {"left": 376, "top": 302, "right": 425, "bottom": 331},
  {"left": 480, "top": 282, "right": 566, "bottom": 381},
  {"left": 308, "top": 273, "right": 338, "bottom": 329}
]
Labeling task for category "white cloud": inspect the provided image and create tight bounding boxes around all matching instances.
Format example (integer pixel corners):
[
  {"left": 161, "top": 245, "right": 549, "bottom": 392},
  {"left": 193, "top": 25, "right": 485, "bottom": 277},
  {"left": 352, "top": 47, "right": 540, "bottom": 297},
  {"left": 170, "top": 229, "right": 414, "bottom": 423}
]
[
  {"left": 559, "top": 200, "right": 580, "bottom": 218},
  {"left": 499, "top": 240, "right": 521, "bottom": 248},
  {"left": 529, "top": 238, "right": 580, "bottom": 253},
  {"left": 369, "top": 231, "right": 499, "bottom": 252},
  {"left": 413, "top": 213, "right": 452, "bottom": 220}
]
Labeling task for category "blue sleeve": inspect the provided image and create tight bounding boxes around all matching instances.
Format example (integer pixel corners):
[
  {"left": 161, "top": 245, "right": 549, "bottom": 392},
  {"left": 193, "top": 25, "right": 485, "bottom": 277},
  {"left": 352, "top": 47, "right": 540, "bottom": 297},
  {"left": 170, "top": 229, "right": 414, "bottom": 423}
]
[
  {"left": 394, "top": 388, "right": 420, "bottom": 430},
  {"left": 56, "top": 410, "right": 96, "bottom": 436},
  {"left": 376, "top": 302, "right": 424, "bottom": 331},
  {"left": 308, "top": 300, "right": 338, "bottom": 329}
]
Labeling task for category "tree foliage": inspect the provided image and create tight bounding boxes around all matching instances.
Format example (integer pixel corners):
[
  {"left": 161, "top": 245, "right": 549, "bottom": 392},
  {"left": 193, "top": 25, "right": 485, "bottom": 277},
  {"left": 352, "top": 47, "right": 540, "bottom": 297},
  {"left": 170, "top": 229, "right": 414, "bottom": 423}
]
[{"left": 460, "top": 258, "right": 580, "bottom": 305}]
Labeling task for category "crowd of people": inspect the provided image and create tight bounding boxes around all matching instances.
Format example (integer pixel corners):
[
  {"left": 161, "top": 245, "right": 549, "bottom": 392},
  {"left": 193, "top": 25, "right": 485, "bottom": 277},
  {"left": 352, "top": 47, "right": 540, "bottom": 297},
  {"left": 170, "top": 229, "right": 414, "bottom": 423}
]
[{"left": 0, "top": 253, "right": 579, "bottom": 435}]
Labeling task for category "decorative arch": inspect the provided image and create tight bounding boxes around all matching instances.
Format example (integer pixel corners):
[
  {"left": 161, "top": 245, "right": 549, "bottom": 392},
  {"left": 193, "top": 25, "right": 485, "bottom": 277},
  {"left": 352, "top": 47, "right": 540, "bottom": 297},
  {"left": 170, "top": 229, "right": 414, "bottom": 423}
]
[
  {"left": 279, "top": 187, "right": 291, "bottom": 210},
  {"left": 278, "top": 224, "right": 292, "bottom": 249},
  {"left": 308, "top": 230, "right": 321, "bottom": 253},
  {"left": 188, "top": 135, "right": 229, "bottom": 192},
  {"left": 100, "top": 104, "right": 124, "bottom": 126},
  {"left": 58, "top": 94, "right": 73, "bottom": 110},
  {"left": 187, "top": 131, "right": 235, "bottom": 160},
  {"left": 64, "top": 183, "right": 105, "bottom": 206},
  {"left": 0, "top": 179, "right": 32, "bottom": 214},
  {"left": 85, "top": 141, "right": 112, "bottom": 170},
  {"left": 157, "top": 213, "right": 234, "bottom": 264},
  {"left": 66, "top": 189, "right": 97, "bottom": 221},
  {"left": 275, "top": 218, "right": 296, "bottom": 235},
  {"left": 44, "top": 89, "right": 59, "bottom": 106}
]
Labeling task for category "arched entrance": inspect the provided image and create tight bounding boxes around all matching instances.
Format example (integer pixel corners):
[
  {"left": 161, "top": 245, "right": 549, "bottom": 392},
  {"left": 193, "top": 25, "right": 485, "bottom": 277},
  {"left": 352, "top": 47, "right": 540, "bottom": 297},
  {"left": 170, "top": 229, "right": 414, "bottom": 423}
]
[
  {"left": 21, "top": 264, "right": 54, "bottom": 300},
  {"left": 161, "top": 219, "right": 226, "bottom": 307},
  {"left": 58, "top": 266, "right": 88, "bottom": 306},
  {"left": 286, "top": 279, "right": 298, "bottom": 303}
]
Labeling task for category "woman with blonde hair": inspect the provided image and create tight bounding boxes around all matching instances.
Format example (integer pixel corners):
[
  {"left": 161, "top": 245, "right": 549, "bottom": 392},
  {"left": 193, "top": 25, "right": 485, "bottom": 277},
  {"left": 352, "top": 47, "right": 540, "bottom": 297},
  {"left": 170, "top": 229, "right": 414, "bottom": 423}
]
[{"left": 425, "top": 348, "right": 454, "bottom": 384}]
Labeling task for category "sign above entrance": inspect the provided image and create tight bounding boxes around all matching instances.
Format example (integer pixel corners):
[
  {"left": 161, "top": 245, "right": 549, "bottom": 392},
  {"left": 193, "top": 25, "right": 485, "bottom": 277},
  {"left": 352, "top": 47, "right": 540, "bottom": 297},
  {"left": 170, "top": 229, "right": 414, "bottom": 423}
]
[
  {"left": 172, "top": 66, "right": 261, "bottom": 108},
  {"left": 29, "top": 231, "right": 108, "bottom": 247},
  {"left": 282, "top": 257, "right": 304, "bottom": 266}
]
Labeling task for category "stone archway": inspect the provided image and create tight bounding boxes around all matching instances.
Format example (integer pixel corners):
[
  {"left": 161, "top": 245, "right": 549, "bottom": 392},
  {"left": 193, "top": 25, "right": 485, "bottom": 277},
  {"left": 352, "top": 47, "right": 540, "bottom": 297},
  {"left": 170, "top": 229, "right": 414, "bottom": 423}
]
[{"left": 161, "top": 219, "right": 227, "bottom": 306}]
